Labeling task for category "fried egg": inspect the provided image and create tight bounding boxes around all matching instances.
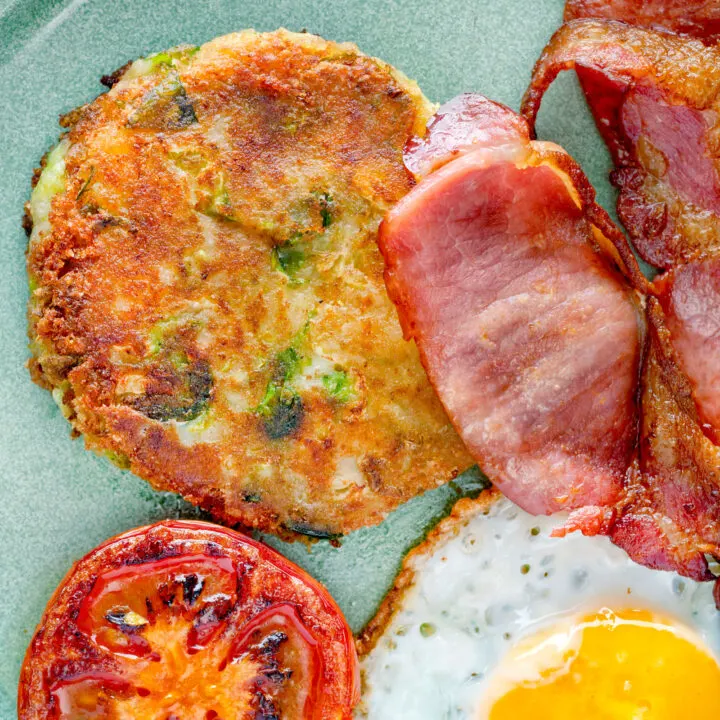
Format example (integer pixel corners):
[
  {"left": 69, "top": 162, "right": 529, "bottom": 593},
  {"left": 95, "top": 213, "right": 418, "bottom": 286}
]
[{"left": 357, "top": 491, "right": 720, "bottom": 718}]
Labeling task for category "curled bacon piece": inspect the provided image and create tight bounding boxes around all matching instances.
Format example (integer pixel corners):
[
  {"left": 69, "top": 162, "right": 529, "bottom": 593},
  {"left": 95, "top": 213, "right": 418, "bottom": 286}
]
[
  {"left": 403, "top": 93, "right": 530, "bottom": 178},
  {"left": 381, "top": 93, "right": 720, "bottom": 585},
  {"left": 382, "top": 95, "right": 644, "bottom": 517},
  {"left": 613, "top": 299, "right": 720, "bottom": 582},
  {"left": 518, "top": 12, "right": 720, "bottom": 583},
  {"left": 565, "top": 0, "right": 720, "bottom": 44},
  {"left": 522, "top": 19, "right": 720, "bottom": 269}
]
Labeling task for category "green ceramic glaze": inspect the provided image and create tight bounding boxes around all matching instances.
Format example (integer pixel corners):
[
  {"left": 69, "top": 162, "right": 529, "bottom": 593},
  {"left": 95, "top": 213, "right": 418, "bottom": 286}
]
[{"left": 0, "top": 0, "right": 620, "bottom": 715}]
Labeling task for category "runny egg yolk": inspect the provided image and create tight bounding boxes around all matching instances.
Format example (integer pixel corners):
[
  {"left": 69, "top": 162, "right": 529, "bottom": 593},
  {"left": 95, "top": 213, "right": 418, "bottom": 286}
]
[{"left": 481, "top": 608, "right": 720, "bottom": 719}]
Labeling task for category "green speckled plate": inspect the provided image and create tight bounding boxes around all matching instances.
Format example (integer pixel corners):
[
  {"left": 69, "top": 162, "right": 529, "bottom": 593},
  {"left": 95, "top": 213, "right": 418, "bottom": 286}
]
[{"left": 0, "top": 0, "right": 616, "bottom": 715}]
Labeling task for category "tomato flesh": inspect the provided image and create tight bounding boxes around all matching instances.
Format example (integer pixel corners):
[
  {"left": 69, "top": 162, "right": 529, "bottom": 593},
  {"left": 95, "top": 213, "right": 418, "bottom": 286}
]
[
  {"left": 19, "top": 521, "right": 359, "bottom": 720},
  {"left": 50, "top": 673, "right": 131, "bottom": 718},
  {"left": 77, "top": 554, "right": 237, "bottom": 658}
]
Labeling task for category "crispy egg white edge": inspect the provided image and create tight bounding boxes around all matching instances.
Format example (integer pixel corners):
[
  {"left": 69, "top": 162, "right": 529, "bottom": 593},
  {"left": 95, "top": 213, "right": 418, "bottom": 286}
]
[{"left": 357, "top": 492, "right": 719, "bottom": 719}]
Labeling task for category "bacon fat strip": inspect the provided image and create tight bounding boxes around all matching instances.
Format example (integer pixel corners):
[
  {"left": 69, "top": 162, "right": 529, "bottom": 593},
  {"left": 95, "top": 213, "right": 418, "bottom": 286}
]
[
  {"left": 565, "top": 0, "right": 720, "bottom": 44},
  {"left": 380, "top": 96, "right": 644, "bottom": 518},
  {"left": 522, "top": 19, "right": 720, "bottom": 270}
]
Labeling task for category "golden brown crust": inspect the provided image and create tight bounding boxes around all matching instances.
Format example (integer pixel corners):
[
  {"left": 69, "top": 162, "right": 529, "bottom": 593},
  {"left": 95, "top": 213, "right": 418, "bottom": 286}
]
[
  {"left": 99, "top": 60, "right": 132, "bottom": 89},
  {"left": 356, "top": 488, "right": 500, "bottom": 656},
  {"left": 27, "top": 30, "right": 472, "bottom": 539}
]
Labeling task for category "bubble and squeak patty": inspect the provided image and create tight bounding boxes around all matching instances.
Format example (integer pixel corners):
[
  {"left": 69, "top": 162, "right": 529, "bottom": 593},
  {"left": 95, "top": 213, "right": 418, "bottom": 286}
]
[{"left": 25, "top": 30, "right": 473, "bottom": 538}]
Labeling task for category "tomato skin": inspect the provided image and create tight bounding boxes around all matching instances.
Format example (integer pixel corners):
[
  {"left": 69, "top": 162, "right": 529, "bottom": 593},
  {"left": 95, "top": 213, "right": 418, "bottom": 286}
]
[
  {"left": 231, "top": 603, "right": 325, "bottom": 719},
  {"left": 18, "top": 520, "right": 359, "bottom": 720}
]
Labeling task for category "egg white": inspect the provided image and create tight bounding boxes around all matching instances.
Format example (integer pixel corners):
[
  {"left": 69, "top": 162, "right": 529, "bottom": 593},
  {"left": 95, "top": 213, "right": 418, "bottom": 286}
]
[{"left": 357, "top": 493, "right": 719, "bottom": 719}]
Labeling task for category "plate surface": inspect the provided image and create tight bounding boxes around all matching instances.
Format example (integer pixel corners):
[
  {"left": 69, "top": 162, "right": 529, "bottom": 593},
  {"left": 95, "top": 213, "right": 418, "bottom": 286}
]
[{"left": 0, "top": 0, "right": 615, "bottom": 715}]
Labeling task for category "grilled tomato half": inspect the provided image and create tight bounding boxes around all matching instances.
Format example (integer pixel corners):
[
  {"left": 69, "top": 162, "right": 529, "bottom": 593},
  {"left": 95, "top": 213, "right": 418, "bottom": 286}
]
[{"left": 18, "top": 520, "right": 358, "bottom": 719}]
